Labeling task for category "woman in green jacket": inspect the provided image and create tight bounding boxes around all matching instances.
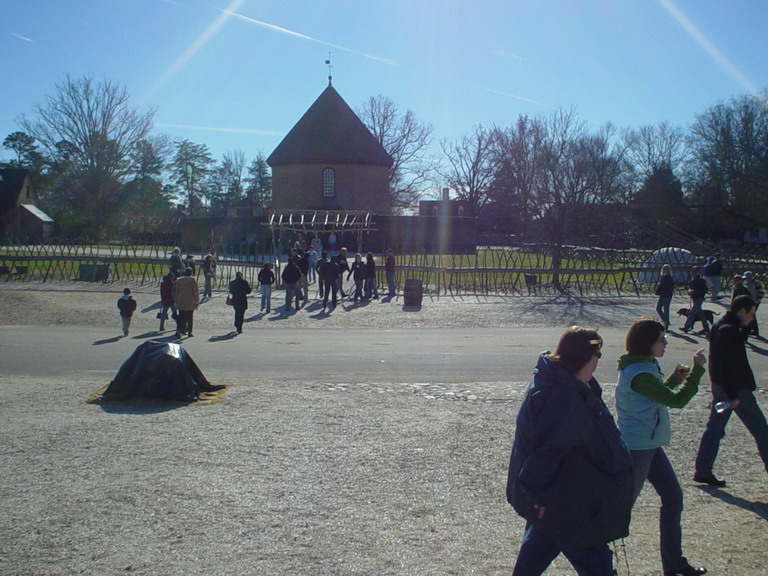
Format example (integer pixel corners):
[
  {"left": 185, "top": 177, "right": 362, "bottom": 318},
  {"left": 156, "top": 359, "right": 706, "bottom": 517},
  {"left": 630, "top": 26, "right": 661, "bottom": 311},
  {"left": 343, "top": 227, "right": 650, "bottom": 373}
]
[{"left": 616, "top": 317, "right": 707, "bottom": 576}]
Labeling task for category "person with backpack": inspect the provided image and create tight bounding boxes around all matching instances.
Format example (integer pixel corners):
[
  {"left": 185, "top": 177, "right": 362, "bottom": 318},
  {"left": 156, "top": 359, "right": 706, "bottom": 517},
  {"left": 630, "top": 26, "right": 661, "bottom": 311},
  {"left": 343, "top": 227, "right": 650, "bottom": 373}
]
[{"left": 117, "top": 287, "right": 137, "bottom": 336}]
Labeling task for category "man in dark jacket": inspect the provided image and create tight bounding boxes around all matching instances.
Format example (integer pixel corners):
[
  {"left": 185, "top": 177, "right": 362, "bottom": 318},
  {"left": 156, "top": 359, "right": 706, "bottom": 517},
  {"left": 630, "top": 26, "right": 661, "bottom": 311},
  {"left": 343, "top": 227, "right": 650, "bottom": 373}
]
[
  {"left": 681, "top": 266, "right": 709, "bottom": 334},
  {"left": 281, "top": 258, "right": 301, "bottom": 311},
  {"left": 694, "top": 294, "right": 768, "bottom": 486},
  {"left": 507, "top": 327, "right": 633, "bottom": 576},
  {"left": 318, "top": 252, "right": 339, "bottom": 310},
  {"left": 296, "top": 249, "right": 310, "bottom": 304},
  {"left": 228, "top": 271, "right": 252, "bottom": 333},
  {"left": 333, "top": 247, "right": 350, "bottom": 299}
]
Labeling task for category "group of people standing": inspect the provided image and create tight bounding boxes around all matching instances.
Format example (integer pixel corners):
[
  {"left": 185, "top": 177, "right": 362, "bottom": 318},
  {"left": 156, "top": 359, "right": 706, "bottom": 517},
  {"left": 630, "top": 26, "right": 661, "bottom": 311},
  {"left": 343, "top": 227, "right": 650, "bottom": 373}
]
[
  {"left": 155, "top": 246, "right": 398, "bottom": 335},
  {"left": 507, "top": 289, "right": 768, "bottom": 576},
  {"left": 281, "top": 247, "right": 397, "bottom": 312}
]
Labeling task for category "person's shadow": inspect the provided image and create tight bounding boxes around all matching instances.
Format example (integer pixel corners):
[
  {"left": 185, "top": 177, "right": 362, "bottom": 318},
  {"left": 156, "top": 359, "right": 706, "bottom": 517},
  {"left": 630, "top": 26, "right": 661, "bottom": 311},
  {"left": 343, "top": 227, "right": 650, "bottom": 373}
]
[
  {"left": 93, "top": 336, "right": 123, "bottom": 345},
  {"left": 697, "top": 487, "right": 768, "bottom": 521},
  {"left": 209, "top": 331, "right": 239, "bottom": 342},
  {"left": 132, "top": 331, "right": 159, "bottom": 339}
]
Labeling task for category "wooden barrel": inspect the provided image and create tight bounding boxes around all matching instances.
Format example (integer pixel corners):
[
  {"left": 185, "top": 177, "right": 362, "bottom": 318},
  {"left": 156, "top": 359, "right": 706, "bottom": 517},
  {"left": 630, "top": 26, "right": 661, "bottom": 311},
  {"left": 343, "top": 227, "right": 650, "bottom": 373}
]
[{"left": 403, "top": 278, "right": 423, "bottom": 306}]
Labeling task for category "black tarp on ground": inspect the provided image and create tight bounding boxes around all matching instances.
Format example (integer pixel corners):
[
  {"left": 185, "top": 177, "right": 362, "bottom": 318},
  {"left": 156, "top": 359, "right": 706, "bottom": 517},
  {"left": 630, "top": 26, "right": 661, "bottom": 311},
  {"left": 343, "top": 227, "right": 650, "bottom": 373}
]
[{"left": 100, "top": 340, "right": 223, "bottom": 402}]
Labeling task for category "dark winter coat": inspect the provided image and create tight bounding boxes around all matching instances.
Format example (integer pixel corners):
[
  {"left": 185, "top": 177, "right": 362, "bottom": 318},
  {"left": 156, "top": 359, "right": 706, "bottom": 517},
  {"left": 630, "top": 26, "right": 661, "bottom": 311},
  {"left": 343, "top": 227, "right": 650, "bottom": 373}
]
[
  {"left": 319, "top": 259, "right": 339, "bottom": 283},
  {"left": 709, "top": 310, "right": 755, "bottom": 399},
  {"left": 507, "top": 353, "right": 634, "bottom": 548},
  {"left": 349, "top": 261, "right": 366, "bottom": 282},
  {"left": 228, "top": 277, "right": 252, "bottom": 310},
  {"left": 257, "top": 268, "right": 275, "bottom": 286},
  {"left": 655, "top": 274, "right": 674, "bottom": 298},
  {"left": 281, "top": 262, "right": 301, "bottom": 285},
  {"left": 117, "top": 295, "right": 137, "bottom": 318},
  {"left": 160, "top": 277, "right": 175, "bottom": 306},
  {"left": 688, "top": 276, "right": 707, "bottom": 300}
]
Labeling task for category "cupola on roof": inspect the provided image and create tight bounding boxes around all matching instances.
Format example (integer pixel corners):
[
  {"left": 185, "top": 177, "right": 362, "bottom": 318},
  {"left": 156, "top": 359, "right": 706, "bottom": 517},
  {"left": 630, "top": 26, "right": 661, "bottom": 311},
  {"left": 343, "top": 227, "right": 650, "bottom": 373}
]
[{"left": 267, "top": 85, "right": 393, "bottom": 167}]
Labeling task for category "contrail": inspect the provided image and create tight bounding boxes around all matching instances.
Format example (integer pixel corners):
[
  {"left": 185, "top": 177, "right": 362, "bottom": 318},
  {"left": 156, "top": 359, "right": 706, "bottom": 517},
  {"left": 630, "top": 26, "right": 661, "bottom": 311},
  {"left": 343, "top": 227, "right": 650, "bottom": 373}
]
[
  {"left": 656, "top": 0, "right": 757, "bottom": 93},
  {"left": 157, "top": 123, "right": 284, "bottom": 136},
  {"left": 223, "top": 10, "right": 399, "bottom": 66},
  {"left": 11, "top": 32, "right": 34, "bottom": 43},
  {"left": 479, "top": 86, "right": 550, "bottom": 108},
  {"left": 142, "top": 0, "right": 247, "bottom": 104}
]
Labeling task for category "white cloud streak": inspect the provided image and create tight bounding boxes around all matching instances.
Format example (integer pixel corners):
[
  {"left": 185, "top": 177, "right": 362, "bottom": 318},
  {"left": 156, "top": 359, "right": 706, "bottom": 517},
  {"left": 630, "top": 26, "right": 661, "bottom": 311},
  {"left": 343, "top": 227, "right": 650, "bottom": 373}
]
[
  {"left": 656, "top": 0, "right": 757, "bottom": 93},
  {"left": 156, "top": 123, "right": 283, "bottom": 136},
  {"left": 11, "top": 32, "right": 34, "bottom": 43},
  {"left": 223, "top": 11, "right": 399, "bottom": 66},
  {"left": 479, "top": 86, "right": 550, "bottom": 108},
  {"left": 142, "top": 0, "right": 247, "bottom": 103}
]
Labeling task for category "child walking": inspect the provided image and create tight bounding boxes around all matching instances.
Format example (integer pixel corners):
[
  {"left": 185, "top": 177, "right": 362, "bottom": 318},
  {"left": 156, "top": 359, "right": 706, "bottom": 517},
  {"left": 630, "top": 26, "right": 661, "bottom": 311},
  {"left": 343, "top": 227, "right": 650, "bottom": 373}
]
[{"left": 117, "top": 287, "right": 137, "bottom": 336}]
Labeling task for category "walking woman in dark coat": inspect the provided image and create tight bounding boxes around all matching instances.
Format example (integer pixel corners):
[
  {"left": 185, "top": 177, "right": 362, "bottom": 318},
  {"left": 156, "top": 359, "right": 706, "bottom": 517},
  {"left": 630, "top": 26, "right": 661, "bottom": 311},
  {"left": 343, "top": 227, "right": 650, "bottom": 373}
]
[
  {"left": 655, "top": 264, "right": 675, "bottom": 330},
  {"left": 507, "top": 326, "right": 634, "bottom": 576},
  {"left": 228, "top": 271, "right": 252, "bottom": 333}
]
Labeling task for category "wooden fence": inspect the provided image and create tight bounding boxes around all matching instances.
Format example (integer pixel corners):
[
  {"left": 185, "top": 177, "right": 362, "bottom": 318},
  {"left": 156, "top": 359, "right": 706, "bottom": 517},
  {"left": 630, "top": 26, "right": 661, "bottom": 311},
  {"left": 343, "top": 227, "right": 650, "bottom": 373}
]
[{"left": 1, "top": 243, "right": 766, "bottom": 297}]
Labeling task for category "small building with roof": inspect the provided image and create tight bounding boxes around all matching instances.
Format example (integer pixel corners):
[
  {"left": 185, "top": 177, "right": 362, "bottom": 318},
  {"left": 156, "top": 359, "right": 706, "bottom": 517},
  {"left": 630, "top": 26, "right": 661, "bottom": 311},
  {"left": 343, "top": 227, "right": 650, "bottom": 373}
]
[
  {"left": 0, "top": 168, "right": 54, "bottom": 241},
  {"left": 267, "top": 80, "right": 393, "bottom": 215}
]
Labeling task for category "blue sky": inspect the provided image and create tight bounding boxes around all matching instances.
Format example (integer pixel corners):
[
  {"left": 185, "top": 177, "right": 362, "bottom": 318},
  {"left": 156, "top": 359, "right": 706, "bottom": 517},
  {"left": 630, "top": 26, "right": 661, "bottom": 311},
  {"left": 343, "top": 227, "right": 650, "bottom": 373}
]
[{"left": 2, "top": 0, "right": 767, "bottom": 170}]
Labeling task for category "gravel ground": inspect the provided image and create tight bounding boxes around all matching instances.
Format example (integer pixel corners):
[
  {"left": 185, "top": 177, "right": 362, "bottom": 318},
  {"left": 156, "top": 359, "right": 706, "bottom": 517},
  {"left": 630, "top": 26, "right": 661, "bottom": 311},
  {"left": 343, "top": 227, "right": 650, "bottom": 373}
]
[{"left": 0, "top": 282, "right": 767, "bottom": 576}]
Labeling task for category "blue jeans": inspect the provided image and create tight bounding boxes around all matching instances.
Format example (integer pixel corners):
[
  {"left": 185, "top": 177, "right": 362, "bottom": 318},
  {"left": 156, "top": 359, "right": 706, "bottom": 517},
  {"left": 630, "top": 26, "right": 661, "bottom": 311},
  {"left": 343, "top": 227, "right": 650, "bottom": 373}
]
[
  {"left": 386, "top": 270, "right": 395, "bottom": 295},
  {"left": 683, "top": 297, "right": 709, "bottom": 332},
  {"left": 656, "top": 296, "right": 672, "bottom": 328},
  {"left": 630, "top": 448, "right": 687, "bottom": 572},
  {"left": 695, "top": 384, "right": 768, "bottom": 476},
  {"left": 512, "top": 522, "right": 614, "bottom": 576},
  {"left": 284, "top": 283, "right": 300, "bottom": 309},
  {"left": 364, "top": 276, "right": 378, "bottom": 298},
  {"left": 260, "top": 284, "right": 271, "bottom": 311}
]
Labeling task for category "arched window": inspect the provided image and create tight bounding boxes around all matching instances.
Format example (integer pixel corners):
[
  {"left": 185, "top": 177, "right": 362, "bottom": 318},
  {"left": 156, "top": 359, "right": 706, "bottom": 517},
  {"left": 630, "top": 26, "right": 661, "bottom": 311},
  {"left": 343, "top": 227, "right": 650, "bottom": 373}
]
[{"left": 322, "top": 168, "right": 336, "bottom": 198}]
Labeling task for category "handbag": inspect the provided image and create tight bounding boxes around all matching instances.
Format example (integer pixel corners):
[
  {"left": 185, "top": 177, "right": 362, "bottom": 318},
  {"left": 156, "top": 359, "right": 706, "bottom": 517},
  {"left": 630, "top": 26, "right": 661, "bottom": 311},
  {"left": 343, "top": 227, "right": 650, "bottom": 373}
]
[{"left": 225, "top": 295, "right": 233, "bottom": 306}]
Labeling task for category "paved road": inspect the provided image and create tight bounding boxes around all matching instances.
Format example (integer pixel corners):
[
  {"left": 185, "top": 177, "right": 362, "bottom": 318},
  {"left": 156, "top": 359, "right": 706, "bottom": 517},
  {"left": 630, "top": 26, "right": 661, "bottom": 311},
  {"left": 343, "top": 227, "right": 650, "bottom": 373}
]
[{"left": 4, "top": 324, "right": 756, "bottom": 386}]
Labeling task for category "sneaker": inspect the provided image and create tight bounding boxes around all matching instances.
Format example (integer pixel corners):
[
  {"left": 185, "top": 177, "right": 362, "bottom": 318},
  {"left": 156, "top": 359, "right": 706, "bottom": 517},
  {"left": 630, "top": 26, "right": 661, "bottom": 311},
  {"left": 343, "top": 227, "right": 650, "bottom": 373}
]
[
  {"left": 664, "top": 565, "right": 708, "bottom": 576},
  {"left": 693, "top": 473, "right": 726, "bottom": 487}
]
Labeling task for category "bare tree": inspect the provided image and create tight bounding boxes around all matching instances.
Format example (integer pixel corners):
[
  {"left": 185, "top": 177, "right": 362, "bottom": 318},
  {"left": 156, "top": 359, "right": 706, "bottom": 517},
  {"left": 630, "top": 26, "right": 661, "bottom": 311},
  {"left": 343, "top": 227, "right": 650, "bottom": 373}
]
[
  {"left": 357, "top": 95, "right": 436, "bottom": 212},
  {"left": 687, "top": 90, "right": 768, "bottom": 219},
  {"left": 486, "top": 116, "right": 546, "bottom": 235},
  {"left": 622, "top": 121, "right": 688, "bottom": 189},
  {"left": 17, "top": 75, "right": 155, "bottom": 237},
  {"left": 439, "top": 125, "right": 499, "bottom": 213}
]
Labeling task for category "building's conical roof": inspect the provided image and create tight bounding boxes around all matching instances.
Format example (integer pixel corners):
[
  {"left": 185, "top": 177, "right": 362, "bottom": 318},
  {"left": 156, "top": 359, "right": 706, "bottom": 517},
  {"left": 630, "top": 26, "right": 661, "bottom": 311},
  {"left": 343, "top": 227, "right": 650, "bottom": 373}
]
[{"left": 267, "top": 85, "right": 393, "bottom": 167}]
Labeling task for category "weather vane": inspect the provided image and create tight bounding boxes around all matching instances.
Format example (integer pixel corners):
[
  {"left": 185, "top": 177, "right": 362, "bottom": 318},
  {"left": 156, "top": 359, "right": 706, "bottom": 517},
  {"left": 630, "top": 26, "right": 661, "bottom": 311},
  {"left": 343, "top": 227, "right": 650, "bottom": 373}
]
[{"left": 325, "top": 53, "right": 333, "bottom": 86}]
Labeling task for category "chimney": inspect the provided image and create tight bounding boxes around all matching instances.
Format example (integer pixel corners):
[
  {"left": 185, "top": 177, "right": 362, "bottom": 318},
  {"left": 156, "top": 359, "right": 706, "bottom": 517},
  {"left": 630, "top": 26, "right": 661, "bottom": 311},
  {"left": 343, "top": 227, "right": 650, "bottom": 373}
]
[{"left": 442, "top": 188, "right": 450, "bottom": 202}]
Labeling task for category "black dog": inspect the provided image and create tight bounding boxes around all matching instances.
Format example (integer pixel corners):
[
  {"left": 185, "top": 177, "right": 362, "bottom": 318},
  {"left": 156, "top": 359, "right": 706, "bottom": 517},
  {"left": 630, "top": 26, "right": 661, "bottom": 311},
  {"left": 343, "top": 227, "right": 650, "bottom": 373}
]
[{"left": 677, "top": 307, "right": 718, "bottom": 329}]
